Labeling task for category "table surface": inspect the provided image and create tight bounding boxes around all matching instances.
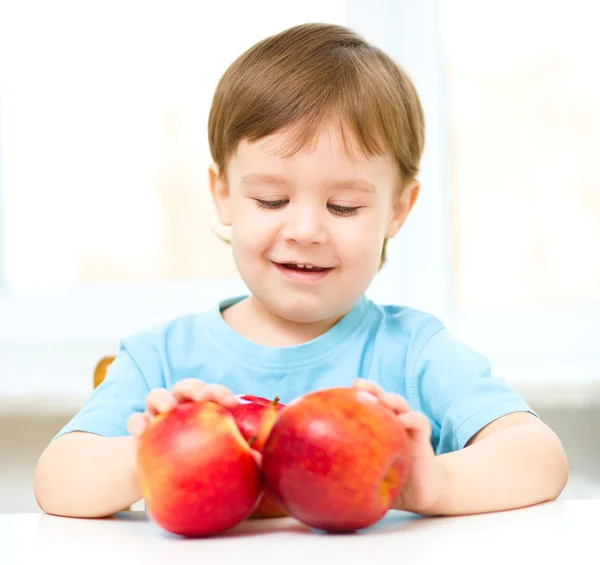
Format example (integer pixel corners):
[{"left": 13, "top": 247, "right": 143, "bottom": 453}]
[{"left": 2, "top": 499, "right": 598, "bottom": 565}]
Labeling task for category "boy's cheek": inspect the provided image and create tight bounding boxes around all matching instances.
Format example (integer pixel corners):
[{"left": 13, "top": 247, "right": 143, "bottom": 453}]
[
  {"left": 339, "top": 228, "right": 382, "bottom": 263},
  {"left": 231, "top": 223, "right": 275, "bottom": 259}
]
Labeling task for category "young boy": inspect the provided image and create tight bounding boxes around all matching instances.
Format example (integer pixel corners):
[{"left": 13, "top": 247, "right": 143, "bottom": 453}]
[{"left": 34, "top": 23, "right": 568, "bottom": 519}]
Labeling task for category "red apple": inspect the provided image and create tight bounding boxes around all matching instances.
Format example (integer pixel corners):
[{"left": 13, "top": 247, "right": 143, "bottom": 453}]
[
  {"left": 249, "top": 488, "right": 287, "bottom": 519},
  {"left": 230, "top": 394, "right": 288, "bottom": 518},
  {"left": 136, "top": 400, "right": 262, "bottom": 537},
  {"left": 262, "top": 387, "right": 410, "bottom": 532},
  {"left": 230, "top": 394, "right": 285, "bottom": 452}
]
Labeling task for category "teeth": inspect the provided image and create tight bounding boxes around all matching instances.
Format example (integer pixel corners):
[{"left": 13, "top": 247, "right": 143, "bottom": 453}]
[{"left": 295, "top": 264, "right": 314, "bottom": 270}]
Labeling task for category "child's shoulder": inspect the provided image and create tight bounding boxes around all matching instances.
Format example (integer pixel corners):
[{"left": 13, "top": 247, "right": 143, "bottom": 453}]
[
  {"left": 119, "top": 304, "right": 219, "bottom": 353},
  {"left": 359, "top": 299, "right": 451, "bottom": 367},
  {"left": 371, "top": 300, "right": 446, "bottom": 339}
]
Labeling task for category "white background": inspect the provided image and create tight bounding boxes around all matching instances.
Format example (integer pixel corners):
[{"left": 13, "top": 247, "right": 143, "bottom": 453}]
[{"left": 0, "top": 0, "right": 598, "bottom": 412}]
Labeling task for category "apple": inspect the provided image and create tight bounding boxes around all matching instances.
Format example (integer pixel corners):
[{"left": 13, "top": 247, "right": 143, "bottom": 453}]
[
  {"left": 248, "top": 488, "right": 287, "bottom": 519},
  {"left": 261, "top": 387, "right": 410, "bottom": 532},
  {"left": 230, "top": 394, "right": 285, "bottom": 452},
  {"left": 136, "top": 400, "right": 262, "bottom": 537},
  {"left": 230, "top": 394, "right": 288, "bottom": 518}
]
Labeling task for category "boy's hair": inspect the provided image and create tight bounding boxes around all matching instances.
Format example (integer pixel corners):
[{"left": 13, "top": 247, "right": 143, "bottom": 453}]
[{"left": 208, "top": 23, "right": 425, "bottom": 268}]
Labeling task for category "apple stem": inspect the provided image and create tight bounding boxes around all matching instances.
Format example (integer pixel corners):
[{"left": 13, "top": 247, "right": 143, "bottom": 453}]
[
  {"left": 272, "top": 396, "right": 280, "bottom": 406},
  {"left": 248, "top": 434, "right": 257, "bottom": 447}
]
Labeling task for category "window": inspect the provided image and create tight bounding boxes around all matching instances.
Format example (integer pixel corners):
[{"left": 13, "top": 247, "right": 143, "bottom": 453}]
[
  {"left": 439, "top": 0, "right": 600, "bottom": 310},
  {"left": 0, "top": 1, "right": 347, "bottom": 292},
  {"left": 348, "top": 0, "right": 600, "bottom": 394},
  {"left": 0, "top": 1, "right": 350, "bottom": 402},
  {"left": 1, "top": 0, "right": 597, "bottom": 407},
  {"left": 437, "top": 0, "right": 600, "bottom": 390}
]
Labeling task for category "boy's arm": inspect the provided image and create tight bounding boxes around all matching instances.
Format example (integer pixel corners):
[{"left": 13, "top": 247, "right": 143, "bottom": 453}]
[
  {"left": 354, "top": 377, "right": 568, "bottom": 517},
  {"left": 390, "top": 322, "right": 568, "bottom": 515},
  {"left": 412, "top": 412, "right": 569, "bottom": 516},
  {"left": 35, "top": 380, "right": 242, "bottom": 518},
  {"left": 34, "top": 344, "right": 154, "bottom": 518},
  {"left": 34, "top": 432, "right": 142, "bottom": 518}
]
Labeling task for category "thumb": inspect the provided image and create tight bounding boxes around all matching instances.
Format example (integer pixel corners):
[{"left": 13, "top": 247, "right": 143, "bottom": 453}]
[
  {"left": 127, "top": 412, "right": 150, "bottom": 438},
  {"left": 398, "top": 411, "right": 433, "bottom": 451}
]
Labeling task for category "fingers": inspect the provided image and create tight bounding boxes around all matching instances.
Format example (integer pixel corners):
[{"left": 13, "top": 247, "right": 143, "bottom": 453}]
[
  {"left": 130, "top": 387, "right": 175, "bottom": 441},
  {"left": 130, "top": 380, "right": 239, "bottom": 441},
  {"left": 146, "top": 388, "right": 177, "bottom": 417},
  {"left": 172, "top": 380, "right": 238, "bottom": 408},
  {"left": 398, "top": 411, "right": 432, "bottom": 444},
  {"left": 353, "top": 378, "right": 410, "bottom": 414},
  {"left": 381, "top": 392, "right": 410, "bottom": 414},
  {"left": 354, "top": 379, "right": 433, "bottom": 461},
  {"left": 353, "top": 378, "right": 383, "bottom": 395},
  {"left": 145, "top": 381, "right": 239, "bottom": 413},
  {"left": 127, "top": 412, "right": 150, "bottom": 438}
]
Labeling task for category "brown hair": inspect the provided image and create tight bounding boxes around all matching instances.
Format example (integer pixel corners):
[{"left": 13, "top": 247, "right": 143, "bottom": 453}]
[{"left": 208, "top": 23, "right": 425, "bottom": 268}]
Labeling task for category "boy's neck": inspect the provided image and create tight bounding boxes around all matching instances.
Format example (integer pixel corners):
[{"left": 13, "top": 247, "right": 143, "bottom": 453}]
[{"left": 221, "top": 296, "right": 345, "bottom": 347}]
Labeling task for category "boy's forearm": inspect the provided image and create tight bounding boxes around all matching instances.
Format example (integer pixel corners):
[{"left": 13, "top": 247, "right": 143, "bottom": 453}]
[
  {"left": 425, "top": 424, "right": 568, "bottom": 516},
  {"left": 35, "top": 432, "right": 143, "bottom": 518}
]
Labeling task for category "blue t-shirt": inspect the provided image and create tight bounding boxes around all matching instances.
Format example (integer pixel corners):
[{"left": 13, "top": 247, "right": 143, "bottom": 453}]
[{"left": 55, "top": 295, "right": 535, "bottom": 454}]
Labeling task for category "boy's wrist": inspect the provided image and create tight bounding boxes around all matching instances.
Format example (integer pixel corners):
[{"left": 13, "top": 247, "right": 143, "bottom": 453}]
[
  {"left": 421, "top": 456, "right": 452, "bottom": 515},
  {"left": 405, "top": 456, "right": 452, "bottom": 516},
  {"left": 125, "top": 435, "right": 144, "bottom": 503},
  {"left": 390, "top": 456, "right": 452, "bottom": 516},
  {"left": 418, "top": 454, "right": 469, "bottom": 516}
]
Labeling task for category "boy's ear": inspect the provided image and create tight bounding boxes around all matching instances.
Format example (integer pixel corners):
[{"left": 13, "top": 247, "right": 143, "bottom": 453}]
[
  {"left": 209, "top": 163, "right": 232, "bottom": 226},
  {"left": 386, "top": 179, "right": 420, "bottom": 238}
]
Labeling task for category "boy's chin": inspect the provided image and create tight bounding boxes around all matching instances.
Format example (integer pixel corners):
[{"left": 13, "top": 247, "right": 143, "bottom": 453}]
[
  {"left": 277, "top": 308, "right": 332, "bottom": 325},
  {"left": 261, "top": 296, "right": 349, "bottom": 326}
]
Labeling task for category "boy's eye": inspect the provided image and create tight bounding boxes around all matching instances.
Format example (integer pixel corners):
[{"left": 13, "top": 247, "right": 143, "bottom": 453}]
[
  {"left": 255, "top": 199, "right": 288, "bottom": 210},
  {"left": 328, "top": 204, "right": 361, "bottom": 217},
  {"left": 254, "top": 199, "right": 360, "bottom": 216}
]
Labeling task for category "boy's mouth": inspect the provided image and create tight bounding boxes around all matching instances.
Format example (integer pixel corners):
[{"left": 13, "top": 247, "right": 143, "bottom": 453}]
[
  {"left": 279, "top": 262, "right": 329, "bottom": 272},
  {"left": 272, "top": 261, "right": 333, "bottom": 281}
]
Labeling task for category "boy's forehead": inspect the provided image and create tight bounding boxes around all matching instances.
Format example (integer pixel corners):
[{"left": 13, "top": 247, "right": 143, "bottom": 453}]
[
  {"left": 239, "top": 172, "right": 377, "bottom": 193},
  {"left": 235, "top": 130, "right": 386, "bottom": 167},
  {"left": 226, "top": 122, "right": 400, "bottom": 187}
]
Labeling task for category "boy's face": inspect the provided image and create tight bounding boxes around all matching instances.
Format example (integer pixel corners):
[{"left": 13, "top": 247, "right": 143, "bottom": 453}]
[{"left": 210, "top": 123, "right": 419, "bottom": 325}]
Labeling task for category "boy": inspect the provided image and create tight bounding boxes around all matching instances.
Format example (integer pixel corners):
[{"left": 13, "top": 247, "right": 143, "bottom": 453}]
[{"left": 34, "top": 23, "right": 568, "bottom": 518}]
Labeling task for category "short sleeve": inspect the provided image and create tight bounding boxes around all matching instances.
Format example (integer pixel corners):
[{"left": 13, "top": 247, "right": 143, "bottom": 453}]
[
  {"left": 53, "top": 342, "right": 158, "bottom": 440},
  {"left": 409, "top": 327, "right": 537, "bottom": 454}
]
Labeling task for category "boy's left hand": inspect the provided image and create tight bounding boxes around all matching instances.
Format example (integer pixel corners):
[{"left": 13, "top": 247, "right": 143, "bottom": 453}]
[{"left": 353, "top": 378, "right": 447, "bottom": 515}]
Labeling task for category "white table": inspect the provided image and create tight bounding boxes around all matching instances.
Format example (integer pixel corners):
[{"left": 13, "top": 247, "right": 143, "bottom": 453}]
[{"left": 2, "top": 499, "right": 597, "bottom": 565}]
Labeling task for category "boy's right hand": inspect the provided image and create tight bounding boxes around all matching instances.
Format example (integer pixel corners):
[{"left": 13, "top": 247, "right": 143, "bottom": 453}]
[{"left": 127, "top": 379, "right": 239, "bottom": 441}]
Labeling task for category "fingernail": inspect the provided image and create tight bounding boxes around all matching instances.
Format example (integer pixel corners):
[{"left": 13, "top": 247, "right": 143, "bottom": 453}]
[
  {"left": 398, "top": 412, "right": 412, "bottom": 423},
  {"left": 356, "top": 390, "right": 378, "bottom": 404}
]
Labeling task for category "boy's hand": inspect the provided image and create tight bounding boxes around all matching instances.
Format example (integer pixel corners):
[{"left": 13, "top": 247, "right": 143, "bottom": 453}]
[
  {"left": 353, "top": 378, "right": 447, "bottom": 515},
  {"left": 126, "top": 380, "right": 261, "bottom": 464}
]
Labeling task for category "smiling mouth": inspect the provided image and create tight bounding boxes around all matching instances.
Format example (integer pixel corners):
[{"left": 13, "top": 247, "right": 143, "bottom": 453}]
[
  {"left": 272, "top": 261, "right": 333, "bottom": 282},
  {"left": 276, "top": 262, "right": 330, "bottom": 272},
  {"left": 274, "top": 261, "right": 332, "bottom": 273}
]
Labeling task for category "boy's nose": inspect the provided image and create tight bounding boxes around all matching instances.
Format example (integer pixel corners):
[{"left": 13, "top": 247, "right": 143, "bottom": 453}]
[{"left": 280, "top": 206, "right": 326, "bottom": 246}]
